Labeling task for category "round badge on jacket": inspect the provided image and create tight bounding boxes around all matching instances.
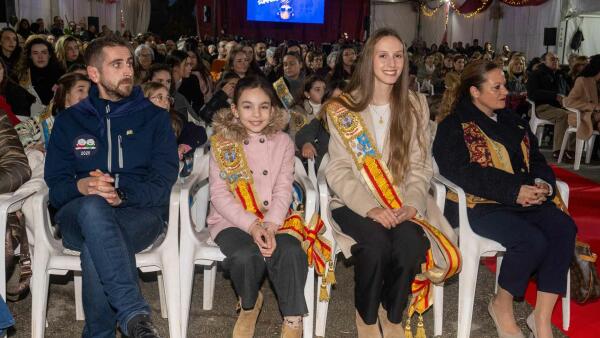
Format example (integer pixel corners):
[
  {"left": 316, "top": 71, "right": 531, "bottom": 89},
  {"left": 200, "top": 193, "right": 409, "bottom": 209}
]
[{"left": 73, "top": 134, "right": 99, "bottom": 159}]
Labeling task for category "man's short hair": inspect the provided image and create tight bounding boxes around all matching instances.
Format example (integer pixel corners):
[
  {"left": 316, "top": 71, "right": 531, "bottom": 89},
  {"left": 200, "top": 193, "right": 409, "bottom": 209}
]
[{"left": 84, "top": 35, "right": 131, "bottom": 68}]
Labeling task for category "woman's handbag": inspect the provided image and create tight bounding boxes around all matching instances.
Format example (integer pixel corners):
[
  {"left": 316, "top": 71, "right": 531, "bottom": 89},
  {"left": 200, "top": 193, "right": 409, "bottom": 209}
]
[{"left": 570, "top": 239, "right": 600, "bottom": 304}]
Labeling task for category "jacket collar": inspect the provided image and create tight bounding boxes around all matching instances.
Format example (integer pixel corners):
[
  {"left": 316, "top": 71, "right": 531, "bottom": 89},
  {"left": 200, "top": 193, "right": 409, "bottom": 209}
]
[{"left": 455, "top": 98, "right": 526, "bottom": 154}]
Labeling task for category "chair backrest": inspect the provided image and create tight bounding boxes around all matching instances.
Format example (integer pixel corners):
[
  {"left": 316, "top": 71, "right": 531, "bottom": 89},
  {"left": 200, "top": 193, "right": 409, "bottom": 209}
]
[
  {"left": 180, "top": 173, "right": 210, "bottom": 236},
  {"left": 307, "top": 158, "right": 317, "bottom": 189},
  {"left": 192, "top": 146, "right": 209, "bottom": 177},
  {"left": 527, "top": 98, "right": 536, "bottom": 117}
]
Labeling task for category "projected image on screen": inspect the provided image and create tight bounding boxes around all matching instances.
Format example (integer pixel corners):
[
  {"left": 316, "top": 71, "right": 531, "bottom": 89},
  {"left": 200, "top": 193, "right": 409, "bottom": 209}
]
[{"left": 247, "top": 0, "right": 325, "bottom": 24}]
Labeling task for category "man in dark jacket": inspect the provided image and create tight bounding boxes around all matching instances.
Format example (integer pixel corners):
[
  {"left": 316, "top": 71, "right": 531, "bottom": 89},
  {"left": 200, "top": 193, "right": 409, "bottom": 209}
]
[
  {"left": 527, "top": 52, "right": 573, "bottom": 159},
  {"left": 44, "top": 36, "right": 178, "bottom": 338}
]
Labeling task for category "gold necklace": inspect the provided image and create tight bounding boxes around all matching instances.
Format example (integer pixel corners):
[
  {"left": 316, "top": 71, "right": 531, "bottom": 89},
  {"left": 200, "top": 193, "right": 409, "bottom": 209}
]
[{"left": 369, "top": 105, "right": 385, "bottom": 125}]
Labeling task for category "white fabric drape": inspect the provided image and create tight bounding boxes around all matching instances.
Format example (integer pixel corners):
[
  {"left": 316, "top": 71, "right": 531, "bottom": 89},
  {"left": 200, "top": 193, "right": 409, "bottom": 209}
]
[
  {"left": 420, "top": 3, "right": 449, "bottom": 45},
  {"left": 371, "top": 2, "right": 419, "bottom": 44},
  {"left": 120, "top": 0, "right": 151, "bottom": 35},
  {"left": 16, "top": 0, "right": 151, "bottom": 35},
  {"left": 437, "top": 1, "right": 562, "bottom": 59}
]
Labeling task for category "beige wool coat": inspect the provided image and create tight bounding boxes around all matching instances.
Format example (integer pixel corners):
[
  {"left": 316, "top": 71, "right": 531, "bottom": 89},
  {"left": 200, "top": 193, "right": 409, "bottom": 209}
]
[
  {"left": 324, "top": 92, "right": 457, "bottom": 258},
  {"left": 563, "top": 76, "right": 598, "bottom": 140}
]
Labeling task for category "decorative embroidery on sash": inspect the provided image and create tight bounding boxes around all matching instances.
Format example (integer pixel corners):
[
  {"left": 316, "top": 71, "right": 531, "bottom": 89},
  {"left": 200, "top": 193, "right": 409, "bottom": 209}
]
[
  {"left": 327, "top": 99, "right": 462, "bottom": 324},
  {"left": 273, "top": 77, "right": 295, "bottom": 110},
  {"left": 211, "top": 134, "right": 332, "bottom": 281}
]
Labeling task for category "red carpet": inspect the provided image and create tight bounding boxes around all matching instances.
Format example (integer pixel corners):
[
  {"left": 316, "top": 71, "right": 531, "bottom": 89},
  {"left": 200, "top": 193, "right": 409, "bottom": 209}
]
[{"left": 484, "top": 166, "right": 600, "bottom": 337}]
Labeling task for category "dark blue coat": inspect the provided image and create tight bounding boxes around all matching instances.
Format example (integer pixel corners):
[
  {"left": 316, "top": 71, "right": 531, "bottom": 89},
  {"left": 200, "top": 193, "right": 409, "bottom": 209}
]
[{"left": 44, "top": 85, "right": 179, "bottom": 210}]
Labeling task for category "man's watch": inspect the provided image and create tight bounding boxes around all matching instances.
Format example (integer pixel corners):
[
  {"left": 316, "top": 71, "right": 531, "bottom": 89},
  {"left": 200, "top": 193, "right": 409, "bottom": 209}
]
[{"left": 116, "top": 188, "right": 127, "bottom": 202}]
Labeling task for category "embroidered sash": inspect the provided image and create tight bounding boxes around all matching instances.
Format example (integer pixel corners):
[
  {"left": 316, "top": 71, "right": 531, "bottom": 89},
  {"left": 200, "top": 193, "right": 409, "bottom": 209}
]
[
  {"left": 211, "top": 135, "right": 332, "bottom": 277},
  {"left": 454, "top": 121, "right": 567, "bottom": 209},
  {"left": 327, "top": 99, "right": 462, "bottom": 321},
  {"left": 273, "top": 77, "right": 295, "bottom": 110}
]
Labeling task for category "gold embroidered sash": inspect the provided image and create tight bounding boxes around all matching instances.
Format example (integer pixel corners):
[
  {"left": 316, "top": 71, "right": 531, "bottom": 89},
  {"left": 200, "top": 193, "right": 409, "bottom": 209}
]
[
  {"left": 457, "top": 121, "right": 568, "bottom": 209},
  {"left": 273, "top": 77, "right": 295, "bottom": 110},
  {"left": 211, "top": 135, "right": 332, "bottom": 278},
  {"left": 327, "top": 99, "right": 462, "bottom": 323}
]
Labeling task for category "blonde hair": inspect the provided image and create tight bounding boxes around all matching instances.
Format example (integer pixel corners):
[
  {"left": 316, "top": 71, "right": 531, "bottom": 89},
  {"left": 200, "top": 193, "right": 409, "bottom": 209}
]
[
  {"left": 437, "top": 73, "right": 461, "bottom": 122},
  {"left": 507, "top": 55, "right": 527, "bottom": 82},
  {"left": 54, "top": 35, "right": 83, "bottom": 70},
  {"left": 335, "top": 28, "right": 425, "bottom": 183}
]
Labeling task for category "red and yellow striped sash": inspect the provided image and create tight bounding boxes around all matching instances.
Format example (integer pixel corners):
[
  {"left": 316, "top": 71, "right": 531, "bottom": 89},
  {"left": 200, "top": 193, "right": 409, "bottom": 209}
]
[
  {"left": 211, "top": 135, "right": 332, "bottom": 276},
  {"left": 327, "top": 100, "right": 462, "bottom": 319}
]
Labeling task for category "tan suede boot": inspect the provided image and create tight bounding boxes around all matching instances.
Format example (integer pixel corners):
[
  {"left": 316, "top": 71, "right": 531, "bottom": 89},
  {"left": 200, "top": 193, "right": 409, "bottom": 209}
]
[
  {"left": 280, "top": 320, "right": 303, "bottom": 338},
  {"left": 356, "top": 310, "right": 382, "bottom": 338},
  {"left": 378, "top": 305, "right": 405, "bottom": 338},
  {"left": 233, "top": 292, "right": 264, "bottom": 338}
]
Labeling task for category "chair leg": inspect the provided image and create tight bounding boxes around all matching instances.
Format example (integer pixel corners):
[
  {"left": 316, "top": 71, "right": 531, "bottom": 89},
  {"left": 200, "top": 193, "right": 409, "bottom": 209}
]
[
  {"left": 574, "top": 138, "right": 584, "bottom": 170},
  {"left": 179, "top": 247, "right": 196, "bottom": 338},
  {"left": 31, "top": 252, "right": 50, "bottom": 338},
  {"left": 303, "top": 266, "right": 315, "bottom": 338},
  {"left": 495, "top": 256, "right": 503, "bottom": 294},
  {"left": 74, "top": 273, "right": 85, "bottom": 320},
  {"left": 433, "top": 284, "right": 444, "bottom": 337},
  {"left": 558, "top": 131, "right": 571, "bottom": 164},
  {"left": 0, "top": 212, "right": 7, "bottom": 300},
  {"left": 585, "top": 135, "right": 596, "bottom": 164},
  {"left": 535, "top": 126, "right": 544, "bottom": 146},
  {"left": 203, "top": 264, "right": 217, "bottom": 310},
  {"left": 563, "top": 270, "right": 571, "bottom": 331},
  {"left": 457, "top": 255, "right": 481, "bottom": 338},
  {"left": 157, "top": 273, "right": 168, "bottom": 319},
  {"left": 161, "top": 256, "right": 182, "bottom": 338}
]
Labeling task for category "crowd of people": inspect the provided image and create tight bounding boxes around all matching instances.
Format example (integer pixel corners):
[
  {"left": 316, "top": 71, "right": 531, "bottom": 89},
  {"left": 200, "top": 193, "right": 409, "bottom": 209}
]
[{"left": 0, "top": 14, "right": 599, "bottom": 338}]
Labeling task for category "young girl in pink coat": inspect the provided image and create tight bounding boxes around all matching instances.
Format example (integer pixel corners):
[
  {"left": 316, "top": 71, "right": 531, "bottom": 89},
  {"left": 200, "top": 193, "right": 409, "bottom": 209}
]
[{"left": 207, "top": 76, "right": 307, "bottom": 338}]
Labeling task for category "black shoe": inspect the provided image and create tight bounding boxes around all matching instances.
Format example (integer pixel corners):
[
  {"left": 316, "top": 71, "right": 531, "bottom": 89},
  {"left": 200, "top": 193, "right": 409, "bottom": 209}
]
[{"left": 127, "top": 315, "right": 162, "bottom": 338}]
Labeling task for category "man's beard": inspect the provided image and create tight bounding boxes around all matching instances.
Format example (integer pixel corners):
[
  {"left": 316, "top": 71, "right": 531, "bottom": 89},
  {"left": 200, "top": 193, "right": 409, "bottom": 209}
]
[{"left": 101, "top": 77, "right": 133, "bottom": 100}]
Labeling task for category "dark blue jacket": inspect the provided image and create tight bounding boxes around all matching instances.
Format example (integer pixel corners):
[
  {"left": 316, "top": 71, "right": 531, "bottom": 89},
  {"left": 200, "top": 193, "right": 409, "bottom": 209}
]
[{"left": 44, "top": 85, "right": 179, "bottom": 210}]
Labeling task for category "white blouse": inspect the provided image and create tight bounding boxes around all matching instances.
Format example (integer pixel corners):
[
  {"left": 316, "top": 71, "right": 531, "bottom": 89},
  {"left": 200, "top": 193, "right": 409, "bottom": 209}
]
[{"left": 368, "top": 103, "right": 391, "bottom": 152}]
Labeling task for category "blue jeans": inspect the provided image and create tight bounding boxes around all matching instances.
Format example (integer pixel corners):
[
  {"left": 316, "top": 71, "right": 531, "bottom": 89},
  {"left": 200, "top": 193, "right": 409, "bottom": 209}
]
[
  {"left": 0, "top": 296, "right": 14, "bottom": 334},
  {"left": 56, "top": 195, "right": 166, "bottom": 338}
]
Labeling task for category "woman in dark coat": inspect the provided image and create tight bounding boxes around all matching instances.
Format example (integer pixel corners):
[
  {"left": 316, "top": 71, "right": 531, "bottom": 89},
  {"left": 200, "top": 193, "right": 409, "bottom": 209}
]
[{"left": 433, "top": 60, "right": 576, "bottom": 338}]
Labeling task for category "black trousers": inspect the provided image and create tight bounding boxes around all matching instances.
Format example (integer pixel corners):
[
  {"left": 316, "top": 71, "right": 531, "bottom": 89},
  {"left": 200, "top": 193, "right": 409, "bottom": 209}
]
[
  {"left": 469, "top": 203, "right": 576, "bottom": 297},
  {"left": 332, "top": 206, "right": 430, "bottom": 325},
  {"left": 214, "top": 227, "right": 309, "bottom": 316}
]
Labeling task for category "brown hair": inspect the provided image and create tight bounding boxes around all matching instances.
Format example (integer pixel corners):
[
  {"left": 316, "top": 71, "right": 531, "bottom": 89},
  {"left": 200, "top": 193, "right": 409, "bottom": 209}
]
[
  {"left": 14, "top": 35, "right": 61, "bottom": 83},
  {"left": 52, "top": 72, "right": 91, "bottom": 115},
  {"left": 335, "top": 28, "right": 424, "bottom": 183},
  {"left": 569, "top": 55, "right": 589, "bottom": 80},
  {"left": 212, "top": 75, "right": 286, "bottom": 142},
  {"left": 225, "top": 46, "right": 247, "bottom": 73},
  {"left": 442, "top": 60, "right": 502, "bottom": 120},
  {"left": 141, "top": 81, "right": 182, "bottom": 137}
]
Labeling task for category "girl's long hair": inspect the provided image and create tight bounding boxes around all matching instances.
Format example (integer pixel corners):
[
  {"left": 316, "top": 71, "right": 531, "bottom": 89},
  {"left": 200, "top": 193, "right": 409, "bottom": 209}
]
[
  {"left": 54, "top": 35, "right": 84, "bottom": 71},
  {"left": 52, "top": 72, "right": 91, "bottom": 115},
  {"left": 335, "top": 28, "right": 425, "bottom": 183}
]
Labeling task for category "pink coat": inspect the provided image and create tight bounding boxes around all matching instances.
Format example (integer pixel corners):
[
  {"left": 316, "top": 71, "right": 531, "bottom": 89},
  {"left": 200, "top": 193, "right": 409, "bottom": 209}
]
[{"left": 207, "top": 131, "right": 295, "bottom": 239}]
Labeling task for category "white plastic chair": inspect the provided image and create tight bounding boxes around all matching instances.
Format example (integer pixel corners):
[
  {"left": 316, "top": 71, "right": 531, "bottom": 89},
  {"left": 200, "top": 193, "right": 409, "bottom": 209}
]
[
  {"left": 179, "top": 155, "right": 318, "bottom": 337},
  {"left": 558, "top": 107, "right": 599, "bottom": 170},
  {"left": 314, "top": 154, "right": 445, "bottom": 337},
  {"left": 0, "top": 190, "right": 37, "bottom": 300},
  {"left": 432, "top": 173, "right": 571, "bottom": 338},
  {"left": 29, "top": 184, "right": 183, "bottom": 338},
  {"left": 527, "top": 99, "right": 554, "bottom": 146}
]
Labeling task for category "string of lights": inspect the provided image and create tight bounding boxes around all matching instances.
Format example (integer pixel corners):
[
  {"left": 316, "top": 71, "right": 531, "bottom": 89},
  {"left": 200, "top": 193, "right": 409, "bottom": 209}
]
[
  {"left": 500, "top": 0, "right": 530, "bottom": 5},
  {"left": 449, "top": 0, "right": 490, "bottom": 18}
]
